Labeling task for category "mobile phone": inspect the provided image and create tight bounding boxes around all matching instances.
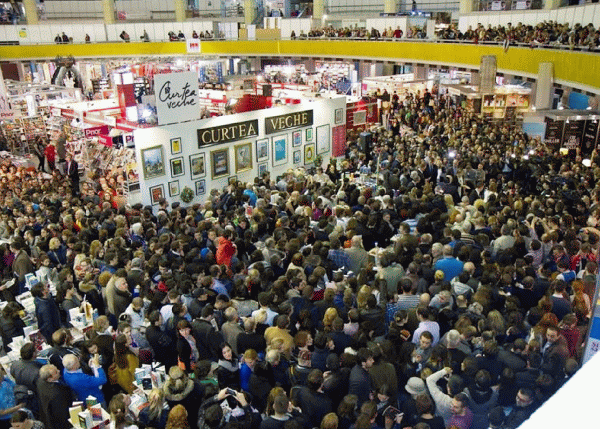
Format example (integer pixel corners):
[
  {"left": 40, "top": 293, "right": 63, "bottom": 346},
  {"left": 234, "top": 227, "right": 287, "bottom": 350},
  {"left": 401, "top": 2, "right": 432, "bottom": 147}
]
[{"left": 226, "top": 388, "right": 236, "bottom": 396}]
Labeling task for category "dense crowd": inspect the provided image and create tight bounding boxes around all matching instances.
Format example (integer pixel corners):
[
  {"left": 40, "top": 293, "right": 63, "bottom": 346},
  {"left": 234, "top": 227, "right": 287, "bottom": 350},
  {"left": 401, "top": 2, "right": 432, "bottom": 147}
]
[
  {"left": 437, "top": 21, "right": 600, "bottom": 49},
  {"left": 0, "top": 89, "right": 595, "bottom": 429}
]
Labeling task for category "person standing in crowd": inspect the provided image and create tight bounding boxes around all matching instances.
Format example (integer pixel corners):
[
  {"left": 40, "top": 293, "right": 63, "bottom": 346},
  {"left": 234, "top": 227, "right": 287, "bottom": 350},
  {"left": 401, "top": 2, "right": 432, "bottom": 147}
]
[
  {"left": 36, "top": 364, "right": 74, "bottom": 429},
  {"left": 62, "top": 354, "right": 107, "bottom": 405}
]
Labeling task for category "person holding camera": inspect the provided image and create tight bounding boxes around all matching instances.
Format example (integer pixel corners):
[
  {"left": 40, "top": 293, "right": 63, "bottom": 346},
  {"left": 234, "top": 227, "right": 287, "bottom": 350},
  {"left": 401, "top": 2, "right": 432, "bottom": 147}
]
[
  {"left": 62, "top": 353, "right": 107, "bottom": 406},
  {"left": 197, "top": 387, "right": 258, "bottom": 429}
]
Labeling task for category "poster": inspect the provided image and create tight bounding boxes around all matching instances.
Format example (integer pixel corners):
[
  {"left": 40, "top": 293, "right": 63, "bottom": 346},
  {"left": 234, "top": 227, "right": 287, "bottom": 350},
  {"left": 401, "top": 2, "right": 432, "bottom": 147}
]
[
  {"left": 545, "top": 119, "right": 564, "bottom": 147},
  {"left": 154, "top": 72, "right": 200, "bottom": 125},
  {"left": 582, "top": 120, "right": 599, "bottom": 154},
  {"left": 332, "top": 125, "right": 346, "bottom": 158},
  {"left": 563, "top": 120, "right": 585, "bottom": 149}
]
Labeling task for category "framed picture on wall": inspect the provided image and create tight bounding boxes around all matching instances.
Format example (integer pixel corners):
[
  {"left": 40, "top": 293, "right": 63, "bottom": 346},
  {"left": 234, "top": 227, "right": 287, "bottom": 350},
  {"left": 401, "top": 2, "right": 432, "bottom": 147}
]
[
  {"left": 272, "top": 134, "right": 288, "bottom": 167},
  {"left": 292, "top": 130, "right": 302, "bottom": 147},
  {"left": 316, "top": 124, "right": 330, "bottom": 155},
  {"left": 149, "top": 184, "right": 165, "bottom": 205},
  {"left": 335, "top": 108, "right": 344, "bottom": 125},
  {"left": 293, "top": 150, "right": 301, "bottom": 164},
  {"left": 258, "top": 163, "right": 268, "bottom": 177},
  {"left": 304, "top": 143, "right": 316, "bottom": 165},
  {"left": 256, "top": 138, "right": 269, "bottom": 162},
  {"left": 195, "top": 179, "right": 206, "bottom": 195},
  {"left": 168, "top": 180, "right": 180, "bottom": 197},
  {"left": 211, "top": 148, "right": 229, "bottom": 179},
  {"left": 306, "top": 128, "right": 313, "bottom": 141},
  {"left": 189, "top": 153, "right": 206, "bottom": 180},
  {"left": 170, "top": 157, "right": 185, "bottom": 177},
  {"left": 170, "top": 137, "right": 182, "bottom": 155},
  {"left": 234, "top": 142, "right": 253, "bottom": 173},
  {"left": 141, "top": 146, "right": 165, "bottom": 180}
]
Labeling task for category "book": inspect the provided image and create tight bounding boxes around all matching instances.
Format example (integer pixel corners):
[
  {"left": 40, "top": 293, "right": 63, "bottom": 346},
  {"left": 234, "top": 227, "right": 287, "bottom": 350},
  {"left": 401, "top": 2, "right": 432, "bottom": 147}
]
[
  {"left": 69, "top": 405, "right": 82, "bottom": 425},
  {"left": 141, "top": 377, "right": 152, "bottom": 390},
  {"left": 90, "top": 404, "right": 103, "bottom": 421},
  {"left": 383, "top": 405, "right": 403, "bottom": 420},
  {"left": 134, "top": 368, "right": 145, "bottom": 384},
  {"left": 78, "top": 410, "right": 93, "bottom": 429},
  {"left": 86, "top": 395, "right": 98, "bottom": 409}
]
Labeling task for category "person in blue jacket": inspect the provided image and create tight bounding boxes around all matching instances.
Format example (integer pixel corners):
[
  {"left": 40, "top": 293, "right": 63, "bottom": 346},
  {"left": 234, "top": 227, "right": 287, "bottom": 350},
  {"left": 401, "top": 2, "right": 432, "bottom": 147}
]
[{"left": 63, "top": 353, "right": 107, "bottom": 406}]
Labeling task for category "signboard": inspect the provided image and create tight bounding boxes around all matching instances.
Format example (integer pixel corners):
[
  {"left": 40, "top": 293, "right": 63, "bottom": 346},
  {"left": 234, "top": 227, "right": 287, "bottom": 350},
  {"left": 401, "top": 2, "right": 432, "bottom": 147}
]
[
  {"left": 265, "top": 110, "right": 313, "bottom": 135},
  {"left": 186, "top": 39, "right": 201, "bottom": 54},
  {"left": 154, "top": 72, "right": 200, "bottom": 125},
  {"left": 491, "top": 1, "right": 504, "bottom": 10},
  {"left": 332, "top": 125, "right": 346, "bottom": 158},
  {"left": 544, "top": 119, "right": 564, "bottom": 147},
  {"left": 479, "top": 56, "right": 497, "bottom": 94},
  {"left": 0, "top": 67, "right": 14, "bottom": 120},
  {"left": 98, "top": 135, "right": 113, "bottom": 147},
  {"left": 515, "top": 0, "right": 529, "bottom": 9},
  {"left": 197, "top": 119, "right": 259, "bottom": 147},
  {"left": 563, "top": 120, "right": 585, "bottom": 149},
  {"left": 582, "top": 120, "right": 599, "bottom": 154},
  {"left": 84, "top": 125, "right": 109, "bottom": 138}
]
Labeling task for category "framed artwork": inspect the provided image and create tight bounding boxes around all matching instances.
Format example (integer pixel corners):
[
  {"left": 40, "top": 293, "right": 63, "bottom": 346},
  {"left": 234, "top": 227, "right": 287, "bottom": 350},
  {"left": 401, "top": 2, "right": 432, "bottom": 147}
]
[
  {"left": 258, "top": 163, "right": 268, "bottom": 177},
  {"left": 234, "top": 142, "right": 253, "bottom": 173},
  {"left": 304, "top": 143, "right": 316, "bottom": 165},
  {"left": 293, "top": 150, "right": 301, "bottom": 164},
  {"left": 189, "top": 153, "right": 206, "bottom": 179},
  {"left": 170, "top": 157, "right": 184, "bottom": 177},
  {"left": 141, "top": 145, "right": 165, "bottom": 180},
  {"left": 211, "top": 148, "right": 229, "bottom": 179},
  {"left": 272, "top": 134, "right": 288, "bottom": 167},
  {"left": 335, "top": 108, "right": 344, "bottom": 125},
  {"left": 305, "top": 128, "right": 313, "bottom": 141},
  {"left": 316, "top": 124, "right": 330, "bottom": 155},
  {"left": 353, "top": 110, "right": 366, "bottom": 126},
  {"left": 256, "top": 138, "right": 269, "bottom": 162},
  {"left": 195, "top": 179, "right": 206, "bottom": 195},
  {"left": 170, "top": 137, "right": 182, "bottom": 155},
  {"left": 292, "top": 130, "right": 302, "bottom": 147},
  {"left": 168, "top": 180, "right": 180, "bottom": 197},
  {"left": 149, "top": 184, "right": 165, "bottom": 205}
]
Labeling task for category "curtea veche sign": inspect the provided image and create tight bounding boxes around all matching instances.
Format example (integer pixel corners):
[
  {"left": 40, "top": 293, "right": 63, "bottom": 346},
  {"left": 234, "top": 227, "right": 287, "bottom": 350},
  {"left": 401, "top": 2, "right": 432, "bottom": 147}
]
[{"left": 154, "top": 72, "right": 200, "bottom": 125}]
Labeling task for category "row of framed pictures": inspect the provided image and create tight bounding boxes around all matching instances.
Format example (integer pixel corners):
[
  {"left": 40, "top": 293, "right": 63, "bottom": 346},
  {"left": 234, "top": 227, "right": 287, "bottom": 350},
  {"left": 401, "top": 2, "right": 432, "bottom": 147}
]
[
  {"left": 140, "top": 124, "right": 331, "bottom": 181},
  {"left": 148, "top": 179, "right": 206, "bottom": 205}
]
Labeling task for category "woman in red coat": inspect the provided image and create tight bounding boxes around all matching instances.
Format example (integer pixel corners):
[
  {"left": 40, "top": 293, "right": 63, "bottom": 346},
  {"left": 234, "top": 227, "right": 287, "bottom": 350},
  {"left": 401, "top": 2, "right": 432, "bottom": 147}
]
[{"left": 215, "top": 229, "right": 236, "bottom": 269}]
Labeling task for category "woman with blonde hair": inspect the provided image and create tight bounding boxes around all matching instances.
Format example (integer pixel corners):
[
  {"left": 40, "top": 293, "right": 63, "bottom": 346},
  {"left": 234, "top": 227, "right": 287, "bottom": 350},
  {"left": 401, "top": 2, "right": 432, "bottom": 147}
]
[
  {"left": 323, "top": 307, "right": 339, "bottom": 332},
  {"left": 139, "top": 388, "right": 169, "bottom": 428},
  {"left": 321, "top": 412, "right": 339, "bottom": 429},
  {"left": 166, "top": 404, "right": 189, "bottom": 429}
]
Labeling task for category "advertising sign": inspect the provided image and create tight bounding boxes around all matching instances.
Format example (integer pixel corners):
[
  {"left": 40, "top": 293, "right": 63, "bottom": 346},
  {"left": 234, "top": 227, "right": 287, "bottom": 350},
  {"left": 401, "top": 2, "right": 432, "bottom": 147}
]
[{"left": 154, "top": 72, "right": 200, "bottom": 125}]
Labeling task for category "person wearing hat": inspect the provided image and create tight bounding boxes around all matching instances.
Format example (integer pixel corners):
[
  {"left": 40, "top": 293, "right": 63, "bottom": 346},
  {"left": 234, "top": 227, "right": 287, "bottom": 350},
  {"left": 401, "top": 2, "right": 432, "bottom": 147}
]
[{"left": 398, "top": 377, "right": 428, "bottom": 428}]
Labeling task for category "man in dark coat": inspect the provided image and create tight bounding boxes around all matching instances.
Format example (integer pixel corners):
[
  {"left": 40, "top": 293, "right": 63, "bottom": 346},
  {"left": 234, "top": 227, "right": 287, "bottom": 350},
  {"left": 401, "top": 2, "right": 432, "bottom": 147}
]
[
  {"left": 37, "top": 364, "right": 75, "bottom": 429},
  {"left": 292, "top": 369, "right": 332, "bottom": 429},
  {"left": 349, "top": 348, "right": 374, "bottom": 407},
  {"left": 10, "top": 241, "right": 34, "bottom": 295},
  {"left": 65, "top": 152, "right": 79, "bottom": 196},
  {"left": 31, "top": 283, "right": 61, "bottom": 344},
  {"left": 145, "top": 310, "right": 178, "bottom": 369}
]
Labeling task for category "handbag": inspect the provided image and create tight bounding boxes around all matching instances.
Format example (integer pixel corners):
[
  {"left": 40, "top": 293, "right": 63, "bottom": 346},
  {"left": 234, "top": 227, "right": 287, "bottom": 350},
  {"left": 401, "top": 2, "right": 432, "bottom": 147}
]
[{"left": 108, "top": 362, "right": 118, "bottom": 385}]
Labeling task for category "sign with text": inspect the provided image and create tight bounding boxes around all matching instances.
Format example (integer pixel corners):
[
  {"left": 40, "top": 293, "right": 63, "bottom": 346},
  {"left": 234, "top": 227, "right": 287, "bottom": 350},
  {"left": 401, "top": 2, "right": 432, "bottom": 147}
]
[
  {"left": 563, "top": 120, "right": 585, "bottom": 149},
  {"left": 582, "top": 120, "right": 599, "bottom": 155},
  {"left": 154, "top": 72, "right": 200, "bottom": 125},
  {"left": 84, "top": 125, "right": 109, "bottom": 139},
  {"left": 197, "top": 119, "right": 259, "bottom": 147},
  {"left": 544, "top": 119, "right": 564, "bottom": 147},
  {"left": 265, "top": 110, "right": 313, "bottom": 135},
  {"left": 186, "top": 39, "right": 201, "bottom": 54},
  {"left": 98, "top": 135, "right": 113, "bottom": 147}
]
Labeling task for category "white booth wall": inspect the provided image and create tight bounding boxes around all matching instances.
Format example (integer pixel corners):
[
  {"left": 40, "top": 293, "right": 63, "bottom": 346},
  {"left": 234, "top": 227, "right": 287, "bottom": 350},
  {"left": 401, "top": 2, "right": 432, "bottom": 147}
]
[{"left": 133, "top": 97, "right": 345, "bottom": 208}]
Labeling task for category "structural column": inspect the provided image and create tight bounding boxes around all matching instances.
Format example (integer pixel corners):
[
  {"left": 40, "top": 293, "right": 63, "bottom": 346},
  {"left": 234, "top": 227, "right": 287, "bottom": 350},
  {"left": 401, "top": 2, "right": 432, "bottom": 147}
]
[
  {"left": 459, "top": 0, "right": 473, "bottom": 13},
  {"left": 23, "top": 0, "right": 38, "bottom": 25},
  {"left": 313, "top": 0, "right": 324, "bottom": 20},
  {"left": 103, "top": 0, "right": 115, "bottom": 25},
  {"left": 384, "top": 0, "right": 396, "bottom": 14},
  {"left": 544, "top": 0, "right": 560, "bottom": 9},
  {"left": 175, "top": 0, "right": 186, "bottom": 22},
  {"left": 535, "top": 62, "right": 554, "bottom": 110},
  {"left": 244, "top": 0, "right": 256, "bottom": 25}
]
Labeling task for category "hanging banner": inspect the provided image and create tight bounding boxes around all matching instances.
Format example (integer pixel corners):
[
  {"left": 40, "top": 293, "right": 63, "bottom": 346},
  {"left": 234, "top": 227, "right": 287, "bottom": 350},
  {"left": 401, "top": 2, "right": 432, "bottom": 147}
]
[
  {"left": 563, "top": 120, "right": 585, "bottom": 149},
  {"left": 332, "top": 125, "right": 346, "bottom": 158},
  {"left": 84, "top": 125, "right": 109, "bottom": 139},
  {"left": 154, "top": 72, "right": 200, "bottom": 125},
  {"left": 98, "top": 135, "right": 113, "bottom": 147},
  {"left": 0, "top": 67, "right": 15, "bottom": 120},
  {"left": 581, "top": 120, "right": 599, "bottom": 154},
  {"left": 544, "top": 119, "right": 564, "bottom": 147}
]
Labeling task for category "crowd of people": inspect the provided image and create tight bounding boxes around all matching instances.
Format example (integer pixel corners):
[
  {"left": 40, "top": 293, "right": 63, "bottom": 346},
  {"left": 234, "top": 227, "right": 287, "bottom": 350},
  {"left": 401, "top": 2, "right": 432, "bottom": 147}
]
[
  {"left": 0, "top": 88, "right": 595, "bottom": 429},
  {"left": 437, "top": 21, "right": 600, "bottom": 50}
]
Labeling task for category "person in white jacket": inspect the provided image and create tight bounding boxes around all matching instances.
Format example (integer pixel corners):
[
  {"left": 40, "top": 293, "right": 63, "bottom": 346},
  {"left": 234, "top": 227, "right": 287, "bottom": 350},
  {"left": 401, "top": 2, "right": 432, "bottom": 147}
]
[{"left": 426, "top": 367, "right": 465, "bottom": 427}]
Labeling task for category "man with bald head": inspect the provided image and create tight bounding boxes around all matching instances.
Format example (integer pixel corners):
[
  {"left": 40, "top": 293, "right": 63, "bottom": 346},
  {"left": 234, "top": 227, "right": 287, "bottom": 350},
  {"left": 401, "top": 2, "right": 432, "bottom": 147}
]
[
  {"left": 62, "top": 353, "right": 107, "bottom": 405},
  {"left": 37, "top": 364, "right": 74, "bottom": 429}
]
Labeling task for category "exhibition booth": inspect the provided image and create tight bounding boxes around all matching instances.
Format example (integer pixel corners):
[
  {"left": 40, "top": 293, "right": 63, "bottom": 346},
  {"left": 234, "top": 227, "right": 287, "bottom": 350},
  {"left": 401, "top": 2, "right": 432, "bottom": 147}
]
[
  {"left": 445, "top": 83, "right": 532, "bottom": 121},
  {"left": 133, "top": 71, "right": 345, "bottom": 208}
]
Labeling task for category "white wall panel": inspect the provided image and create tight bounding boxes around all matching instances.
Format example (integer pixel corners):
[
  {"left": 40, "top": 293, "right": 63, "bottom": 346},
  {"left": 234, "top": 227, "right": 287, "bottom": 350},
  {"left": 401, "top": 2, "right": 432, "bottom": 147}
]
[{"left": 564, "top": 8, "right": 574, "bottom": 26}]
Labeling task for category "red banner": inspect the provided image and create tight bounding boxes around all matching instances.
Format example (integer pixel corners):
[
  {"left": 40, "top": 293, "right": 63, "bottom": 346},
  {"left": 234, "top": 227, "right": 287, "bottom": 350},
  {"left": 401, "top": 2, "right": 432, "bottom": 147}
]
[
  {"left": 98, "top": 135, "right": 113, "bottom": 147},
  {"left": 84, "top": 125, "right": 109, "bottom": 138}
]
